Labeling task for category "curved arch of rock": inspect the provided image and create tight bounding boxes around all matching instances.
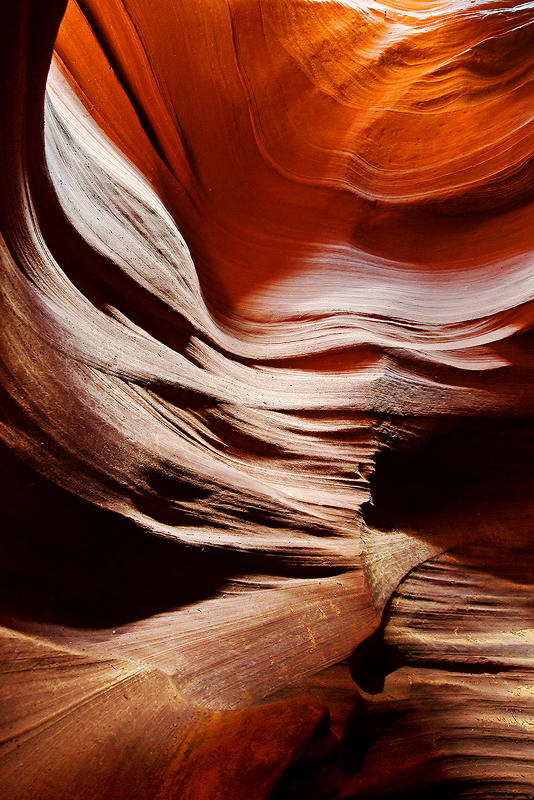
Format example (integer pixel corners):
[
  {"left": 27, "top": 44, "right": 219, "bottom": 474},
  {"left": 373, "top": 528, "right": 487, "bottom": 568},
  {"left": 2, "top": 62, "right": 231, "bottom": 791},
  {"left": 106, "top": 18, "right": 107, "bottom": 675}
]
[{"left": 1, "top": 1, "right": 534, "bottom": 797}]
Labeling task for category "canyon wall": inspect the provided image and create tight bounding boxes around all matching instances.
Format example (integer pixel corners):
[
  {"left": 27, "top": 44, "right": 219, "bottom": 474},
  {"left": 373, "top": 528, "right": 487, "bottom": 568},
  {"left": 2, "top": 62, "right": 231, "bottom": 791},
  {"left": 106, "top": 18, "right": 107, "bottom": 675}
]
[{"left": 2, "top": 1, "right": 534, "bottom": 797}]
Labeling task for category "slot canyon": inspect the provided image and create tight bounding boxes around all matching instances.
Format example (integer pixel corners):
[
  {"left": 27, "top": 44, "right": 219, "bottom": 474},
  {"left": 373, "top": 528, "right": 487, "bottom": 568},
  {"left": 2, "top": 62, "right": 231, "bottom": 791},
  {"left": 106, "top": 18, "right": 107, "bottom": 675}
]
[{"left": 2, "top": 1, "right": 534, "bottom": 797}]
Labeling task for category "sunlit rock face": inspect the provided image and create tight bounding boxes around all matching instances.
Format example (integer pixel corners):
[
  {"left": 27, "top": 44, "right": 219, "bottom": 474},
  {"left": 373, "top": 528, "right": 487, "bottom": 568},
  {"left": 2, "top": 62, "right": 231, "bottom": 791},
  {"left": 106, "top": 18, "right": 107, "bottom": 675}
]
[{"left": 1, "top": 1, "right": 534, "bottom": 797}]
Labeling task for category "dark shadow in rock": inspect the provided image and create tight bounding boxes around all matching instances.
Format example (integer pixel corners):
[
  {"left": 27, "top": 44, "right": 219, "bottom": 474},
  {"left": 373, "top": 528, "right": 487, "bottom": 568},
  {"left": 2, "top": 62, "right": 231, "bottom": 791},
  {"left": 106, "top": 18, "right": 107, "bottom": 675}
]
[
  {"left": 0, "top": 439, "right": 344, "bottom": 630},
  {"left": 270, "top": 708, "right": 342, "bottom": 800},
  {"left": 361, "top": 415, "right": 534, "bottom": 539},
  {"left": 348, "top": 626, "right": 403, "bottom": 696},
  {"left": 0, "top": 436, "right": 232, "bottom": 628}
]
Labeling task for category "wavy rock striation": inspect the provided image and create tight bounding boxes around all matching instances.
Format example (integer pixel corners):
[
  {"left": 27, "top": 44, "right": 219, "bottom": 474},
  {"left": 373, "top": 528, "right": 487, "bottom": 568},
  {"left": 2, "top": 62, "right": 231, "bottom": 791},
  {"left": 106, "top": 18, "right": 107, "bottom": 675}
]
[{"left": 1, "top": 0, "right": 534, "bottom": 797}]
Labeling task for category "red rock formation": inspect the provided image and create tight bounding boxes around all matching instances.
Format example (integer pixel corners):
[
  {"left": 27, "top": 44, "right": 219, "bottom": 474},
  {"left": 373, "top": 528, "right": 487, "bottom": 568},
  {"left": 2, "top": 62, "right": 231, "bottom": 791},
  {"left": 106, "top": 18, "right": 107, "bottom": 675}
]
[{"left": 2, "top": 1, "right": 534, "bottom": 797}]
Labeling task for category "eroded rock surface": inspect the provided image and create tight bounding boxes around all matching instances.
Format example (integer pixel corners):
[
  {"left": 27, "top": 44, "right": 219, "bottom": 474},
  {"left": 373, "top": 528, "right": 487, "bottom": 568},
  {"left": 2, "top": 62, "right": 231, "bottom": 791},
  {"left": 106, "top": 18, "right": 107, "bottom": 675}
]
[{"left": 1, "top": 1, "right": 534, "bottom": 797}]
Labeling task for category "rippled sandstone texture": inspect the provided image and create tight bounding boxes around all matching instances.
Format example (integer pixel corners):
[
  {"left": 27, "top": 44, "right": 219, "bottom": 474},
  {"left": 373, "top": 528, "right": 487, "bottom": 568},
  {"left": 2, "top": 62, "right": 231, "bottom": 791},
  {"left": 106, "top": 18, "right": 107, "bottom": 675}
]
[{"left": 1, "top": 1, "right": 534, "bottom": 797}]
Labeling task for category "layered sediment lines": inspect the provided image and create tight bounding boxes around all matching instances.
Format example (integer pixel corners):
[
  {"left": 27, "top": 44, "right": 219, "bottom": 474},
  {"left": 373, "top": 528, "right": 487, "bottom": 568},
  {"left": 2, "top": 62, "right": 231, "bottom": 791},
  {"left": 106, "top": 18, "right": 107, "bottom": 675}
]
[{"left": 1, "top": 1, "right": 534, "bottom": 797}]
